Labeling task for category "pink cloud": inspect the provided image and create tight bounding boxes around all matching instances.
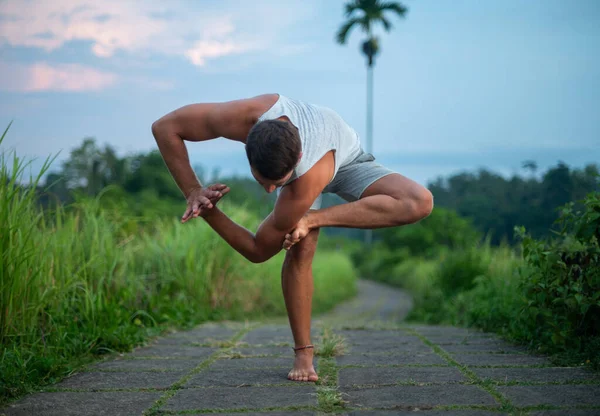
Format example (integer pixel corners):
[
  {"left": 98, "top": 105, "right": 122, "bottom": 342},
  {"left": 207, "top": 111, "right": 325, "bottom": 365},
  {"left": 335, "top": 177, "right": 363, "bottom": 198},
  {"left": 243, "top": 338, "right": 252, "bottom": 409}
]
[
  {"left": 0, "top": 62, "right": 117, "bottom": 92},
  {"left": 0, "top": 0, "right": 314, "bottom": 67},
  {"left": 185, "top": 40, "right": 255, "bottom": 66}
]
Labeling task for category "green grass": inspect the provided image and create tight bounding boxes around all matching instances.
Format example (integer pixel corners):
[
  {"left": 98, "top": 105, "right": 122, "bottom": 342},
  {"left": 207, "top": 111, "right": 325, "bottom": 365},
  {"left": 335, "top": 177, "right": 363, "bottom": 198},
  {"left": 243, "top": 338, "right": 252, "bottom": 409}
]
[
  {"left": 0, "top": 127, "right": 358, "bottom": 404},
  {"left": 315, "top": 326, "right": 347, "bottom": 412},
  {"left": 315, "top": 326, "right": 347, "bottom": 358}
]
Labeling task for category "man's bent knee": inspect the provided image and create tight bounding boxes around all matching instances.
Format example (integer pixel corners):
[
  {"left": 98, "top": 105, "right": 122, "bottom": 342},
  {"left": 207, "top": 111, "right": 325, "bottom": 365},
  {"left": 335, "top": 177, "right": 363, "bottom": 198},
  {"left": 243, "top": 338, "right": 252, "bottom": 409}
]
[
  {"left": 284, "top": 230, "right": 319, "bottom": 265},
  {"left": 395, "top": 188, "right": 433, "bottom": 225},
  {"left": 418, "top": 189, "right": 434, "bottom": 219}
]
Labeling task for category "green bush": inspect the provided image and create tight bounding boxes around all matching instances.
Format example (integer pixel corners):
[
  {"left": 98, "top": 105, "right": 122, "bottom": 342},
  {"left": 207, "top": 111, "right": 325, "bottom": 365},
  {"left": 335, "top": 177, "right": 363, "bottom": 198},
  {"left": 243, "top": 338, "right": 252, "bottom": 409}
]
[
  {"left": 377, "top": 207, "right": 481, "bottom": 259},
  {"left": 449, "top": 246, "right": 524, "bottom": 336},
  {"left": 397, "top": 258, "right": 447, "bottom": 323},
  {"left": 436, "top": 243, "right": 490, "bottom": 297},
  {"left": 516, "top": 192, "right": 600, "bottom": 358},
  {"left": 356, "top": 207, "right": 482, "bottom": 285},
  {"left": 401, "top": 243, "right": 499, "bottom": 324}
]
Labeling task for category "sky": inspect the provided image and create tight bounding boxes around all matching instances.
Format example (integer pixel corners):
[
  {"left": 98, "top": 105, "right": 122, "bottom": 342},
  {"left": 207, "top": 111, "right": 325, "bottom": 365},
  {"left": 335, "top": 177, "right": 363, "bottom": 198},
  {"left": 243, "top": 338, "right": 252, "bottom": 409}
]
[{"left": 0, "top": 0, "right": 598, "bottom": 187}]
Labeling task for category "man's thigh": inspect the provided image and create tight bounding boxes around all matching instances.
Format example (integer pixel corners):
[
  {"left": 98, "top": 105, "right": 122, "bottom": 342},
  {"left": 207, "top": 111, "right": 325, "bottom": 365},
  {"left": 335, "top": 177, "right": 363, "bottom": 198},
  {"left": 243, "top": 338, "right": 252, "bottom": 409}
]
[
  {"left": 360, "top": 172, "right": 429, "bottom": 202},
  {"left": 325, "top": 151, "right": 396, "bottom": 202}
]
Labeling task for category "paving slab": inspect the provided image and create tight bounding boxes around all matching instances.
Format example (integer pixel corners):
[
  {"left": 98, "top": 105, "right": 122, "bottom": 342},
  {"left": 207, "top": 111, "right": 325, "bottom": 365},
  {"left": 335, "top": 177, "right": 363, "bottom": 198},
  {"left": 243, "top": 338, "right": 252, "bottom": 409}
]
[
  {"left": 473, "top": 367, "right": 600, "bottom": 383},
  {"left": 209, "top": 356, "right": 304, "bottom": 370},
  {"left": 92, "top": 357, "right": 201, "bottom": 371},
  {"left": 185, "top": 367, "right": 301, "bottom": 387},
  {"left": 155, "top": 325, "right": 238, "bottom": 345},
  {"left": 161, "top": 386, "right": 316, "bottom": 411},
  {"left": 341, "top": 384, "right": 498, "bottom": 408},
  {"left": 186, "top": 413, "right": 316, "bottom": 416},
  {"left": 0, "top": 391, "right": 161, "bottom": 416},
  {"left": 346, "top": 342, "right": 432, "bottom": 354},
  {"left": 130, "top": 344, "right": 215, "bottom": 358},
  {"left": 338, "top": 353, "right": 447, "bottom": 366},
  {"left": 241, "top": 326, "right": 296, "bottom": 344},
  {"left": 497, "top": 384, "right": 600, "bottom": 406},
  {"left": 529, "top": 410, "right": 600, "bottom": 416},
  {"left": 412, "top": 326, "right": 493, "bottom": 336},
  {"left": 348, "top": 411, "right": 508, "bottom": 416},
  {"left": 318, "top": 280, "right": 413, "bottom": 325},
  {"left": 339, "top": 366, "right": 466, "bottom": 386},
  {"left": 54, "top": 370, "right": 186, "bottom": 389},
  {"left": 423, "top": 335, "right": 500, "bottom": 345},
  {"left": 226, "top": 345, "right": 292, "bottom": 357},
  {"left": 337, "top": 330, "right": 421, "bottom": 344},
  {"left": 442, "top": 342, "right": 526, "bottom": 354},
  {"left": 452, "top": 353, "right": 549, "bottom": 366}
]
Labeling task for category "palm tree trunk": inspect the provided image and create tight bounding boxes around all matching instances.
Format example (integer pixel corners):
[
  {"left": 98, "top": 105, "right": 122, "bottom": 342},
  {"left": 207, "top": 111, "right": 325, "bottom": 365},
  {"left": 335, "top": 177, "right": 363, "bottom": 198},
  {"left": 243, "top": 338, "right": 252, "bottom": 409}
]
[{"left": 365, "top": 63, "right": 374, "bottom": 245}]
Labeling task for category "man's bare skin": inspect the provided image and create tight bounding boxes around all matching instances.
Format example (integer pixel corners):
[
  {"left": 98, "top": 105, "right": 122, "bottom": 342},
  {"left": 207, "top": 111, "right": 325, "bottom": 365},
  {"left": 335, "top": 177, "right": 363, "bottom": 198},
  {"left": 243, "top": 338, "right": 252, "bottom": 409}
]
[{"left": 152, "top": 94, "right": 433, "bottom": 382}]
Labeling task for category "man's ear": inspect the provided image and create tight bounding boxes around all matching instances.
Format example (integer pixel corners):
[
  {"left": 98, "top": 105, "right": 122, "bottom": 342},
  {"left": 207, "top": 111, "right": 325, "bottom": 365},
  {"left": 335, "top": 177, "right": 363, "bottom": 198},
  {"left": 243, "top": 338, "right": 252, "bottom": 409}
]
[{"left": 296, "top": 152, "right": 303, "bottom": 166}]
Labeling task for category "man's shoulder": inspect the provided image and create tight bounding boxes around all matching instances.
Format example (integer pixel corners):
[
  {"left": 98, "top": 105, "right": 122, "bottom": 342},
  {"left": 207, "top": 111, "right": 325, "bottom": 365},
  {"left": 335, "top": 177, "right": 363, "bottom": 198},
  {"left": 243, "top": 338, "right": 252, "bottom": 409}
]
[
  {"left": 284, "top": 151, "right": 335, "bottom": 193},
  {"left": 245, "top": 94, "right": 280, "bottom": 121}
]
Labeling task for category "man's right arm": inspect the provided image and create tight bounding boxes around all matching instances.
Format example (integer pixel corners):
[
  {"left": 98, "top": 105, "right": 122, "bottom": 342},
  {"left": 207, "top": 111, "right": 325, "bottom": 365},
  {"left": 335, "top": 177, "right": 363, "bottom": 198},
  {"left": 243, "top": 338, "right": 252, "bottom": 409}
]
[
  {"left": 151, "top": 99, "right": 257, "bottom": 198},
  {"left": 151, "top": 118, "right": 204, "bottom": 199}
]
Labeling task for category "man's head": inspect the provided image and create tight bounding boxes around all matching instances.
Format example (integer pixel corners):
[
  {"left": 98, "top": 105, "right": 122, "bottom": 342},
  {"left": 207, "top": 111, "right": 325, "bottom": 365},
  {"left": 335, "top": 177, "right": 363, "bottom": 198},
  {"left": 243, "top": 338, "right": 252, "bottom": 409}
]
[{"left": 246, "top": 119, "right": 302, "bottom": 193}]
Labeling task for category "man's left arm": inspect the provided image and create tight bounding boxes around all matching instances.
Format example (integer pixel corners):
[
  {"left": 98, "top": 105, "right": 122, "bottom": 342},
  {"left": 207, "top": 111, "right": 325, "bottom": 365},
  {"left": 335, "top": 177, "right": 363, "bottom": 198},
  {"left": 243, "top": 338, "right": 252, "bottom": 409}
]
[
  {"left": 201, "top": 153, "right": 333, "bottom": 263},
  {"left": 201, "top": 192, "right": 309, "bottom": 263}
]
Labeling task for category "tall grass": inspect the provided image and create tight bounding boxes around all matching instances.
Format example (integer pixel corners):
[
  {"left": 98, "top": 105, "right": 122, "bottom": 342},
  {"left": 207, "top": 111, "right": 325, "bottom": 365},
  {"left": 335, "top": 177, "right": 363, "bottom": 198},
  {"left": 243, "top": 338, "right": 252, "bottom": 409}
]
[
  {"left": 381, "top": 242, "right": 525, "bottom": 328},
  {"left": 0, "top": 127, "right": 358, "bottom": 402}
]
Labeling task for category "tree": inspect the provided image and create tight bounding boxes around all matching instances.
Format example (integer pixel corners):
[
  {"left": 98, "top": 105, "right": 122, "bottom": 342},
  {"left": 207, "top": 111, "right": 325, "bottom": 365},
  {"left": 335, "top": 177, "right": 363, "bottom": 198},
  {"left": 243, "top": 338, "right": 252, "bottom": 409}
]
[
  {"left": 336, "top": 0, "right": 408, "bottom": 243},
  {"left": 522, "top": 160, "right": 538, "bottom": 176},
  {"left": 59, "top": 138, "right": 127, "bottom": 196}
]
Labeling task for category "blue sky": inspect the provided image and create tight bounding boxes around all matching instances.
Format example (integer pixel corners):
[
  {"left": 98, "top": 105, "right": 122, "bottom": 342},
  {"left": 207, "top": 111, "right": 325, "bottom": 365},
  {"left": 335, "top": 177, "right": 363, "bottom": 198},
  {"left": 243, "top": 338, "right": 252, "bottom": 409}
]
[{"left": 0, "top": 0, "right": 598, "bottom": 187}]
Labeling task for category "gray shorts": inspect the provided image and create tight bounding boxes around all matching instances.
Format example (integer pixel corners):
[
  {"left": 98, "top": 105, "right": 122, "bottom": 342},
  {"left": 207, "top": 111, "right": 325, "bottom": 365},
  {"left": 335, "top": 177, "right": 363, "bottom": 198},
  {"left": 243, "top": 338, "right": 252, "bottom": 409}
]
[{"left": 278, "top": 149, "right": 396, "bottom": 209}]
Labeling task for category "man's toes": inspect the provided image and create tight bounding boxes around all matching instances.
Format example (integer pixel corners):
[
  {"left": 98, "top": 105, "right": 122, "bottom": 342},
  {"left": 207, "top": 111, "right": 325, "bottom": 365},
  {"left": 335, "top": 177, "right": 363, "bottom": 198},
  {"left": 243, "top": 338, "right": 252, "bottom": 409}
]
[{"left": 309, "top": 373, "right": 319, "bottom": 382}]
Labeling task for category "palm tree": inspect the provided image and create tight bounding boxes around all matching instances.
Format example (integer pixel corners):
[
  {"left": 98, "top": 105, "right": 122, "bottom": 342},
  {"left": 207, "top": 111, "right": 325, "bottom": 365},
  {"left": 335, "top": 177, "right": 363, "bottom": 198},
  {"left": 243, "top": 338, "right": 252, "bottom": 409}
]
[{"left": 336, "top": 0, "right": 407, "bottom": 243}]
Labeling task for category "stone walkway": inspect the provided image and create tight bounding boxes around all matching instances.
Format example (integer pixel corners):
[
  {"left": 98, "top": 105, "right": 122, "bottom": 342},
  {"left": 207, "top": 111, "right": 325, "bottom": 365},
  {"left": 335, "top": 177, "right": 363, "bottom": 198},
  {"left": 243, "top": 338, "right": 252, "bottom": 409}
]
[{"left": 2, "top": 280, "right": 599, "bottom": 415}]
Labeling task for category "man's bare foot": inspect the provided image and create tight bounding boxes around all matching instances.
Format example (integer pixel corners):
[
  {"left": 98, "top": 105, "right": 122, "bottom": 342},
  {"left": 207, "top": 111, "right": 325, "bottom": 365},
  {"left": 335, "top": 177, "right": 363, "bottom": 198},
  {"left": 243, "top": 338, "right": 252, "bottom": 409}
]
[{"left": 288, "top": 348, "right": 318, "bottom": 382}]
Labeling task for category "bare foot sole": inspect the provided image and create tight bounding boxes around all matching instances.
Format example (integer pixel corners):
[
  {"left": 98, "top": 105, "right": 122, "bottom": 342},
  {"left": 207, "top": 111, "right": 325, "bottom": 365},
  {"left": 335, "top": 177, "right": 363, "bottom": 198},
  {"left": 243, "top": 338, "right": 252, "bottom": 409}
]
[{"left": 288, "top": 349, "right": 318, "bottom": 382}]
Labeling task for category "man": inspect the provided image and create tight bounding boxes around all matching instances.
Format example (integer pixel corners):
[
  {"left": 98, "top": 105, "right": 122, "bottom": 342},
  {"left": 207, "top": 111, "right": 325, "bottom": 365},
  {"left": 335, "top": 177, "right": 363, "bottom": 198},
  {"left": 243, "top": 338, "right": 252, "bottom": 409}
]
[{"left": 151, "top": 93, "right": 433, "bottom": 382}]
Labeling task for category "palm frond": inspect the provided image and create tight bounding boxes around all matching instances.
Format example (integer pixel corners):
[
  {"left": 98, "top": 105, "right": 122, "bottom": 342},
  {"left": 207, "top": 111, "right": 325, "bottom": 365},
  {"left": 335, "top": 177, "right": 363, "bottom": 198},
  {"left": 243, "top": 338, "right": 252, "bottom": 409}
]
[
  {"left": 336, "top": 17, "right": 361, "bottom": 44},
  {"left": 380, "top": 15, "right": 392, "bottom": 31},
  {"left": 360, "top": 15, "right": 372, "bottom": 33},
  {"left": 363, "top": 0, "right": 383, "bottom": 19},
  {"left": 379, "top": 1, "right": 408, "bottom": 18},
  {"left": 344, "top": 0, "right": 361, "bottom": 18}
]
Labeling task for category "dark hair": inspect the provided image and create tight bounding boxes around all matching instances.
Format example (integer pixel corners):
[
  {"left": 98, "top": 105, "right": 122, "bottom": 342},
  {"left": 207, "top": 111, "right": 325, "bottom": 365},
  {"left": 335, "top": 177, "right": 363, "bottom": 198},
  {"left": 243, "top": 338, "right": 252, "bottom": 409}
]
[{"left": 245, "top": 120, "right": 301, "bottom": 180}]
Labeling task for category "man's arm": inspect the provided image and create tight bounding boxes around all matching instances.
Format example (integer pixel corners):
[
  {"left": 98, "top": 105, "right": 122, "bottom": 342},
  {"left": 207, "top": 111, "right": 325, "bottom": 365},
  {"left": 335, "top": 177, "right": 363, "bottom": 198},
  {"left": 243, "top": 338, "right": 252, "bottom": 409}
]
[
  {"left": 201, "top": 208, "right": 293, "bottom": 263},
  {"left": 202, "top": 152, "right": 335, "bottom": 263},
  {"left": 151, "top": 95, "right": 277, "bottom": 219},
  {"left": 151, "top": 97, "right": 264, "bottom": 196}
]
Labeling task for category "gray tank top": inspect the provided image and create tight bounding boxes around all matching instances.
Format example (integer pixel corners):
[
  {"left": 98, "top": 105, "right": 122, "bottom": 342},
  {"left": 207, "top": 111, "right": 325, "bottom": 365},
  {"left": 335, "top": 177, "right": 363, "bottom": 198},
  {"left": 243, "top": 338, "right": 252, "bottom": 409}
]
[{"left": 257, "top": 94, "right": 362, "bottom": 184}]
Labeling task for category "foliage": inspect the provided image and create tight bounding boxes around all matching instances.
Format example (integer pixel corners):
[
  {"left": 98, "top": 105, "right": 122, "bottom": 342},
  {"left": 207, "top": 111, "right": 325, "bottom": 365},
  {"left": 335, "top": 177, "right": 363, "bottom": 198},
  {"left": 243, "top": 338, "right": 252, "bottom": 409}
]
[
  {"left": 515, "top": 192, "right": 600, "bottom": 356},
  {"left": 336, "top": 0, "right": 408, "bottom": 66},
  {"left": 378, "top": 207, "right": 481, "bottom": 258},
  {"left": 351, "top": 207, "right": 480, "bottom": 280},
  {"left": 429, "top": 163, "right": 600, "bottom": 245}
]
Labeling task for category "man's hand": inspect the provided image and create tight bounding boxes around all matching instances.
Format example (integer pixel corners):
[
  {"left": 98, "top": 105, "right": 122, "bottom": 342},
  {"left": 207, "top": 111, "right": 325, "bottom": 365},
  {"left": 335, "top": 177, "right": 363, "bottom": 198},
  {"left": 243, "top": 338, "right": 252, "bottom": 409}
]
[
  {"left": 282, "top": 214, "right": 311, "bottom": 250},
  {"left": 182, "top": 184, "right": 230, "bottom": 223}
]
